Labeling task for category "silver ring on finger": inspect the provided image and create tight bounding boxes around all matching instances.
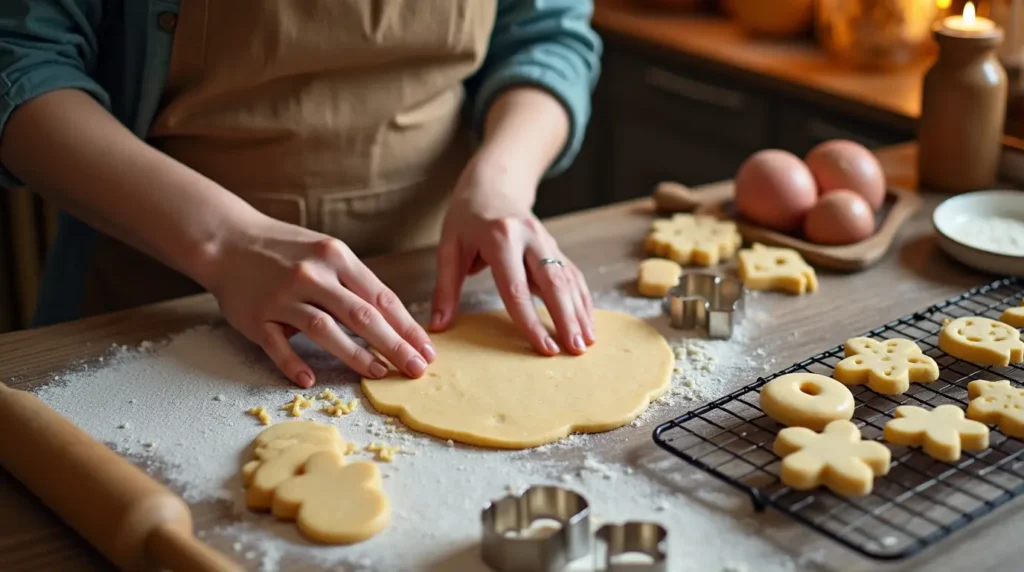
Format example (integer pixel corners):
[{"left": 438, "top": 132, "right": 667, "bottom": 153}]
[{"left": 537, "top": 257, "right": 565, "bottom": 269}]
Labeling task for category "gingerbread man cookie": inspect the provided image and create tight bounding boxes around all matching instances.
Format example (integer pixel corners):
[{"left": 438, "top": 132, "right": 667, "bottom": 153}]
[
  {"left": 637, "top": 258, "right": 683, "bottom": 297},
  {"left": 737, "top": 243, "right": 818, "bottom": 295},
  {"left": 884, "top": 405, "right": 989, "bottom": 462},
  {"left": 1000, "top": 300, "right": 1024, "bottom": 328},
  {"left": 833, "top": 337, "right": 939, "bottom": 395},
  {"left": 774, "top": 420, "right": 891, "bottom": 497},
  {"left": 939, "top": 317, "right": 1024, "bottom": 367},
  {"left": 272, "top": 450, "right": 390, "bottom": 544},
  {"left": 759, "top": 373, "right": 855, "bottom": 431},
  {"left": 967, "top": 379, "right": 1024, "bottom": 438},
  {"left": 645, "top": 213, "right": 742, "bottom": 266}
]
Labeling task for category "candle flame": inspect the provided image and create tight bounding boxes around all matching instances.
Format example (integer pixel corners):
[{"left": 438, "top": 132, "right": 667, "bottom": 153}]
[
  {"left": 937, "top": 0, "right": 950, "bottom": 9},
  {"left": 964, "top": 1, "right": 977, "bottom": 23}
]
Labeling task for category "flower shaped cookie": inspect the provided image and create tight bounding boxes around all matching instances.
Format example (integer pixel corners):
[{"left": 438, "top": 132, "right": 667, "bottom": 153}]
[
  {"left": 272, "top": 451, "right": 390, "bottom": 544},
  {"left": 939, "top": 317, "right": 1024, "bottom": 367},
  {"left": 967, "top": 379, "right": 1024, "bottom": 438},
  {"left": 884, "top": 405, "right": 988, "bottom": 462},
  {"left": 833, "top": 337, "right": 939, "bottom": 395},
  {"left": 645, "top": 214, "right": 742, "bottom": 266},
  {"left": 773, "top": 419, "right": 891, "bottom": 497}
]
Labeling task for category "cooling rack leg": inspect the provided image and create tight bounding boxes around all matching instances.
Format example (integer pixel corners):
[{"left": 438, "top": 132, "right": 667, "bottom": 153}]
[{"left": 747, "top": 489, "right": 767, "bottom": 512}]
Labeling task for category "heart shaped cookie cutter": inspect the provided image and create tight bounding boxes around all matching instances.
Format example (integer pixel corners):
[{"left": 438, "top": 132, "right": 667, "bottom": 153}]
[
  {"left": 663, "top": 271, "right": 745, "bottom": 339},
  {"left": 481, "top": 485, "right": 591, "bottom": 572},
  {"left": 595, "top": 521, "right": 668, "bottom": 571}
]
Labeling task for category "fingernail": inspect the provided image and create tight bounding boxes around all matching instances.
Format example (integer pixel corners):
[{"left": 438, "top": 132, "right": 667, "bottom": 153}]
[
  {"left": 584, "top": 324, "right": 596, "bottom": 344},
  {"left": 422, "top": 343, "right": 437, "bottom": 362},
  {"left": 544, "top": 336, "right": 560, "bottom": 354},
  {"left": 369, "top": 361, "right": 389, "bottom": 379},
  {"left": 297, "top": 372, "right": 314, "bottom": 388},
  {"left": 430, "top": 311, "right": 444, "bottom": 328},
  {"left": 573, "top": 334, "right": 586, "bottom": 353},
  {"left": 406, "top": 355, "right": 427, "bottom": 376}
]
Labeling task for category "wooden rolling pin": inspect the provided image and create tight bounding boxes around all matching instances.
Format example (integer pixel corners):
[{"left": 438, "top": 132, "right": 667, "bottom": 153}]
[{"left": 0, "top": 381, "right": 241, "bottom": 571}]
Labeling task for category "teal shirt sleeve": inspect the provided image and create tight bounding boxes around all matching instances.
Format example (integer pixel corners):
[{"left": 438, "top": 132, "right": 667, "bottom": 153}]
[
  {"left": 0, "top": 0, "right": 110, "bottom": 189},
  {"left": 468, "top": 0, "right": 603, "bottom": 178}
]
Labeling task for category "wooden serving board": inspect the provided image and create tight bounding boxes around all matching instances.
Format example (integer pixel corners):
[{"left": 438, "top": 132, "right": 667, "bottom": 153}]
[{"left": 652, "top": 180, "right": 923, "bottom": 271}]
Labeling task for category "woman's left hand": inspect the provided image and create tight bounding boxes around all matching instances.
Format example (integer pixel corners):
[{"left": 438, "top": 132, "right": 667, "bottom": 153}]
[{"left": 429, "top": 157, "right": 595, "bottom": 356}]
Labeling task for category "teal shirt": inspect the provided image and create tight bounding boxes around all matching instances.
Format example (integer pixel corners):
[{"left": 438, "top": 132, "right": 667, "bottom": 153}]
[{"left": 0, "top": 0, "right": 602, "bottom": 327}]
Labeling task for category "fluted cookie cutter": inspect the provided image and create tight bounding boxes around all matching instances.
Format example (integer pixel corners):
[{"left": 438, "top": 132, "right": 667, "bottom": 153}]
[
  {"left": 663, "top": 271, "right": 744, "bottom": 339},
  {"left": 595, "top": 521, "right": 668, "bottom": 571},
  {"left": 481, "top": 485, "right": 591, "bottom": 572}
]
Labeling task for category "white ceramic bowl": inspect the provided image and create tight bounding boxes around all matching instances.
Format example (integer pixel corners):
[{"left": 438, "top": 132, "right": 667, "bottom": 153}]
[{"left": 932, "top": 190, "right": 1024, "bottom": 276}]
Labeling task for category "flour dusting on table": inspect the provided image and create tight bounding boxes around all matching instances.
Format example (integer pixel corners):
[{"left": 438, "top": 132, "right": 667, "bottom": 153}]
[{"left": 33, "top": 289, "right": 805, "bottom": 572}]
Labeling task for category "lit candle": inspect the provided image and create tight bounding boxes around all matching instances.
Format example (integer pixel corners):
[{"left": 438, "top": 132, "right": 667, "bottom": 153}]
[{"left": 944, "top": 2, "right": 997, "bottom": 34}]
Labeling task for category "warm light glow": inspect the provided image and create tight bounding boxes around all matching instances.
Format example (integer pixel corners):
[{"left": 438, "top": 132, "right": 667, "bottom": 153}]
[
  {"left": 937, "top": 0, "right": 951, "bottom": 10},
  {"left": 964, "top": 1, "right": 977, "bottom": 23}
]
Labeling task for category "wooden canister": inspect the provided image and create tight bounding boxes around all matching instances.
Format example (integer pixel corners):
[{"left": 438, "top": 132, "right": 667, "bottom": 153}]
[{"left": 918, "top": 23, "right": 1007, "bottom": 192}]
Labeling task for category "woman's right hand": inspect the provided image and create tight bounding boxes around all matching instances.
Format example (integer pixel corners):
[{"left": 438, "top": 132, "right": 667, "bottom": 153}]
[{"left": 203, "top": 215, "right": 435, "bottom": 389}]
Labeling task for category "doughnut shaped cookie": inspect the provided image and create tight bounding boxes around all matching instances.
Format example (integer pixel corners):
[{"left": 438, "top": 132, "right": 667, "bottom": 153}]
[
  {"left": 760, "top": 373, "right": 855, "bottom": 431},
  {"left": 939, "top": 317, "right": 1024, "bottom": 367},
  {"left": 884, "top": 405, "right": 989, "bottom": 462},
  {"left": 833, "top": 337, "right": 939, "bottom": 395},
  {"left": 967, "top": 380, "right": 1024, "bottom": 438},
  {"left": 774, "top": 420, "right": 891, "bottom": 497}
]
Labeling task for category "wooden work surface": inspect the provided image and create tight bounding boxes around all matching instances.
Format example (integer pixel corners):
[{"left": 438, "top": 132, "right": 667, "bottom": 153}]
[
  {"left": 1, "top": 143, "right": 1022, "bottom": 571},
  {"left": 592, "top": 0, "right": 929, "bottom": 128}
]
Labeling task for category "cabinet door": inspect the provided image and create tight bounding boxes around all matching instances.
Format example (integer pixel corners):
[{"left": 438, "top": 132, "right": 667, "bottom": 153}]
[
  {"left": 608, "top": 112, "right": 747, "bottom": 203},
  {"left": 778, "top": 105, "right": 912, "bottom": 155}
]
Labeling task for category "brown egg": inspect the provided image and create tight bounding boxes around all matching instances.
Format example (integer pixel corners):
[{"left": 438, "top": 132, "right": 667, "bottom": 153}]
[
  {"left": 805, "top": 140, "right": 886, "bottom": 212},
  {"left": 735, "top": 149, "right": 818, "bottom": 233},
  {"left": 803, "top": 190, "right": 876, "bottom": 245}
]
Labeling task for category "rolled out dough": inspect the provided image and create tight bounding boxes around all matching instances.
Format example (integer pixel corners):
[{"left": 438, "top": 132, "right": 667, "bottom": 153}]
[{"left": 361, "top": 309, "right": 673, "bottom": 449}]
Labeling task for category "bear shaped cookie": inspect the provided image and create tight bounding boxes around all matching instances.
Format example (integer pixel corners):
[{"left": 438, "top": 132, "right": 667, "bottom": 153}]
[
  {"left": 939, "top": 317, "right": 1024, "bottom": 367},
  {"left": 737, "top": 243, "right": 817, "bottom": 295},
  {"left": 833, "top": 337, "right": 939, "bottom": 395}
]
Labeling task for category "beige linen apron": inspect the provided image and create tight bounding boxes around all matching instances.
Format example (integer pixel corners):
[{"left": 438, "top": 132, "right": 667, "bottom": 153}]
[{"left": 81, "top": 0, "right": 496, "bottom": 316}]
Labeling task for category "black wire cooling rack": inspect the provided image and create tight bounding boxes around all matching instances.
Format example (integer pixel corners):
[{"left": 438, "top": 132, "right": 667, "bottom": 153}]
[{"left": 652, "top": 276, "right": 1024, "bottom": 560}]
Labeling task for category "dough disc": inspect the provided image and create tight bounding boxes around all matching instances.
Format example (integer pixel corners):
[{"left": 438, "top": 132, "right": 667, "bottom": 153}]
[{"left": 361, "top": 309, "right": 673, "bottom": 449}]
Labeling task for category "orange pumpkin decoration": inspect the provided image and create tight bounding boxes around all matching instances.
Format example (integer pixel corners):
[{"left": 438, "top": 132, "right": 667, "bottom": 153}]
[{"left": 728, "top": 0, "right": 814, "bottom": 37}]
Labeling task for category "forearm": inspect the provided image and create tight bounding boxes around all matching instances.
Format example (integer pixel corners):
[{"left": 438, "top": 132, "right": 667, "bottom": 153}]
[
  {"left": 0, "top": 89, "right": 260, "bottom": 288},
  {"left": 468, "top": 86, "right": 570, "bottom": 206}
]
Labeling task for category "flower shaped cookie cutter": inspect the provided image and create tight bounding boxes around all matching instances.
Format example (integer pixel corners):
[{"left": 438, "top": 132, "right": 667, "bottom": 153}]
[
  {"left": 595, "top": 521, "right": 668, "bottom": 571},
  {"left": 662, "top": 271, "right": 745, "bottom": 339},
  {"left": 480, "top": 485, "right": 591, "bottom": 572}
]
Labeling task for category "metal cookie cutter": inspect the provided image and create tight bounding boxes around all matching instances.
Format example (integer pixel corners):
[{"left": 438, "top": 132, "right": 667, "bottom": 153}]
[
  {"left": 481, "top": 485, "right": 591, "bottom": 572},
  {"left": 663, "top": 271, "right": 744, "bottom": 339},
  {"left": 595, "top": 521, "right": 668, "bottom": 572}
]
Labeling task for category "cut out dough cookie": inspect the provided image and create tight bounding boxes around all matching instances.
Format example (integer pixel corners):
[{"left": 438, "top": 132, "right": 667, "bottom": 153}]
[
  {"left": 1000, "top": 300, "right": 1024, "bottom": 328},
  {"left": 362, "top": 309, "right": 673, "bottom": 449},
  {"left": 242, "top": 421, "right": 349, "bottom": 510},
  {"left": 884, "top": 405, "right": 989, "bottom": 462},
  {"left": 833, "top": 337, "right": 939, "bottom": 395},
  {"left": 774, "top": 419, "right": 891, "bottom": 497},
  {"left": 737, "top": 243, "right": 818, "bottom": 295},
  {"left": 939, "top": 316, "right": 1024, "bottom": 367},
  {"left": 759, "top": 373, "right": 855, "bottom": 431},
  {"left": 644, "top": 213, "right": 742, "bottom": 266},
  {"left": 272, "top": 450, "right": 390, "bottom": 544},
  {"left": 967, "top": 379, "right": 1024, "bottom": 438},
  {"left": 637, "top": 258, "right": 683, "bottom": 297}
]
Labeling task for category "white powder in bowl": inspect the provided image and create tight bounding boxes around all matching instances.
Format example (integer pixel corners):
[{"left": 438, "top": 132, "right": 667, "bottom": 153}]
[{"left": 951, "top": 215, "right": 1024, "bottom": 256}]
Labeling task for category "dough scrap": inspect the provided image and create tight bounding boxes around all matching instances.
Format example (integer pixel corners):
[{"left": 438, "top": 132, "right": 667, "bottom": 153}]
[
  {"left": 833, "top": 337, "right": 939, "bottom": 395},
  {"left": 967, "top": 379, "right": 1024, "bottom": 438},
  {"left": 637, "top": 258, "right": 683, "bottom": 297},
  {"left": 759, "top": 373, "right": 855, "bottom": 431},
  {"left": 1000, "top": 300, "right": 1024, "bottom": 328},
  {"left": 774, "top": 420, "right": 891, "bottom": 497},
  {"left": 247, "top": 406, "right": 272, "bottom": 426},
  {"left": 939, "top": 317, "right": 1024, "bottom": 367},
  {"left": 272, "top": 450, "right": 390, "bottom": 544},
  {"left": 884, "top": 405, "right": 988, "bottom": 462},
  {"left": 644, "top": 214, "right": 742, "bottom": 266},
  {"left": 737, "top": 243, "right": 817, "bottom": 295},
  {"left": 361, "top": 309, "right": 673, "bottom": 449}
]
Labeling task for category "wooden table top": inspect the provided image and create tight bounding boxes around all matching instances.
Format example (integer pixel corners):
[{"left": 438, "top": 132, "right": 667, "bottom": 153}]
[
  {"left": 592, "top": 0, "right": 929, "bottom": 129},
  {"left": 2, "top": 143, "right": 1022, "bottom": 571}
]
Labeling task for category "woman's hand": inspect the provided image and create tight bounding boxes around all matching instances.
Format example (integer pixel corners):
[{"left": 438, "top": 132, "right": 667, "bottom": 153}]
[
  {"left": 205, "top": 216, "right": 435, "bottom": 389},
  {"left": 430, "top": 157, "right": 595, "bottom": 356}
]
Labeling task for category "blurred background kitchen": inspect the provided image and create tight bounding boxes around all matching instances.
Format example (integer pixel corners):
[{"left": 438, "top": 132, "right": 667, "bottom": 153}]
[{"left": 2, "top": 0, "right": 1022, "bottom": 333}]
